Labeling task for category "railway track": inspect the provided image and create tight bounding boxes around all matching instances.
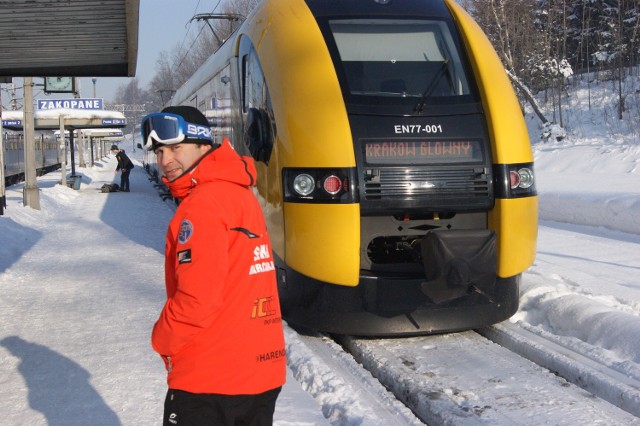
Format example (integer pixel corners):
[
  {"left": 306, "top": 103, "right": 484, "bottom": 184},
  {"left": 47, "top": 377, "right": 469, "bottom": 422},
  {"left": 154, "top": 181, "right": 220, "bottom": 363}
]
[
  {"left": 479, "top": 322, "right": 640, "bottom": 418},
  {"left": 286, "top": 321, "right": 640, "bottom": 425},
  {"left": 285, "top": 326, "right": 424, "bottom": 425}
]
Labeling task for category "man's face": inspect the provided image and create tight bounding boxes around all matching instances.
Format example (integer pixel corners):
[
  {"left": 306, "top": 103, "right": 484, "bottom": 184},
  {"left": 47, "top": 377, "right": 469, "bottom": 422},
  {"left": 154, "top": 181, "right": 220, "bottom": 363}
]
[{"left": 154, "top": 143, "right": 211, "bottom": 181}]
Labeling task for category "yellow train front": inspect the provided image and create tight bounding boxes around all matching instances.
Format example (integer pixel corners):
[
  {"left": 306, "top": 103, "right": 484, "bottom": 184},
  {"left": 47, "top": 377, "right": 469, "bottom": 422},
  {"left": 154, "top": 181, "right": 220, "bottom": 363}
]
[{"left": 171, "top": 0, "right": 538, "bottom": 336}]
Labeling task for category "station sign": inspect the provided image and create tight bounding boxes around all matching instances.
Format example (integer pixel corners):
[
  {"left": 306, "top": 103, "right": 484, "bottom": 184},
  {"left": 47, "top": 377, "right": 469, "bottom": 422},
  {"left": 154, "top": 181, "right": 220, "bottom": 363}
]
[
  {"left": 102, "top": 119, "right": 126, "bottom": 125},
  {"left": 2, "top": 119, "right": 22, "bottom": 127},
  {"left": 37, "top": 98, "right": 104, "bottom": 110}
]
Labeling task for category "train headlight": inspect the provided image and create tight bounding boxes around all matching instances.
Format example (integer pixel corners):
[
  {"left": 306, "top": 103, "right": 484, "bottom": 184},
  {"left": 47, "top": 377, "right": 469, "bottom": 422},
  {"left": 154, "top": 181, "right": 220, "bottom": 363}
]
[
  {"left": 283, "top": 168, "right": 358, "bottom": 203},
  {"left": 516, "top": 168, "right": 534, "bottom": 189},
  {"left": 510, "top": 167, "right": 534, "bottom": 189},
  {"left": 495, "top": 163, "right": 537, "bottom": 198},
  {"left": 293, "top": 174, "right": 315, "bottom": 196}
]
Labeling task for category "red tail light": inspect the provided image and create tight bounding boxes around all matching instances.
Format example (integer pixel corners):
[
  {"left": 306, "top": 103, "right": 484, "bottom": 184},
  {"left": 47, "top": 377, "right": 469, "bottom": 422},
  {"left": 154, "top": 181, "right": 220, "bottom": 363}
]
[{"left": 323, "top": 175, "right": 342, "bottom": 194}]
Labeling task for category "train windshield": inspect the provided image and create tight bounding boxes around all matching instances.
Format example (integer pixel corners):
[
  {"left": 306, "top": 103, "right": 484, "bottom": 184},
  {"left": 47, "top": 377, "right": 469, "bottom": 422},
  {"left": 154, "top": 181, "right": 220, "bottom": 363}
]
[{"left": 328, "top": 19, "right": 473, "bottom": 105}]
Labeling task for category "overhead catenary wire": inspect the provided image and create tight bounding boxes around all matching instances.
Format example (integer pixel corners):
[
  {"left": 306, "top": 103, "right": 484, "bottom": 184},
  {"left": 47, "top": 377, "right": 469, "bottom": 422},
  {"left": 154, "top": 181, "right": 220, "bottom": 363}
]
[{"left": 172, "top": 0, "right": 223, "bottom": 72}]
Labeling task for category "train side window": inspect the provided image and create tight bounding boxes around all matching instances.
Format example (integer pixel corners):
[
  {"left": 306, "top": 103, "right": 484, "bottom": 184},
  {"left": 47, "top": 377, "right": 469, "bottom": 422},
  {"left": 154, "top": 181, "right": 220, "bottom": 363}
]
[
  {"left": 208, "top": 64, "right": 233, "bottom": 144},
  {"left": 242, "top": 49, "right": 263, "bottom": 112},
  {"left": 240, "top": 39, "right": 275, "bottom": 164}
]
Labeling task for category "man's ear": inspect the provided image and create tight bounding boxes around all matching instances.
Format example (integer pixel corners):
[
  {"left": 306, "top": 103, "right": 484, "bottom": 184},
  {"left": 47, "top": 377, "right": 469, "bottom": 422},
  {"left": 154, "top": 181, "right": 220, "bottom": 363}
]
[{"left": 200, "top": 144, "right": 213, "bottom": 154}]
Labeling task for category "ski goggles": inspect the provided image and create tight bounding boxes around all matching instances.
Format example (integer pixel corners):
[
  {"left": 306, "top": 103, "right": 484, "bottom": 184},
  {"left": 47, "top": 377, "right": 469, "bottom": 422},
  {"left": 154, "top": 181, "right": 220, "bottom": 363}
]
[{"left": 140, "top": 112, "right": 214, "bottom": 150}]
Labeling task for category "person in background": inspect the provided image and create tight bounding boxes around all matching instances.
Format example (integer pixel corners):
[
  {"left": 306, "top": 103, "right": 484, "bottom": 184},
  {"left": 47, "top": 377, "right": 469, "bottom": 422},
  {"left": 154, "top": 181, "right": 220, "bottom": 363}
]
[
  {"left": 111, "top": 144, "right": 133, "bottom": 192},
  {"left": 141, "top": 106, "right": 286, "bottom": 426}
]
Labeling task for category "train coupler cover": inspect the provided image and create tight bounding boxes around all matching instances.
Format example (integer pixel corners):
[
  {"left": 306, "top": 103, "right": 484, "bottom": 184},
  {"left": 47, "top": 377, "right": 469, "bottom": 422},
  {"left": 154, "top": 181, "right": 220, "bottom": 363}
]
[{"left": 420, "top": 229, "right": 496, "bottom": 304}]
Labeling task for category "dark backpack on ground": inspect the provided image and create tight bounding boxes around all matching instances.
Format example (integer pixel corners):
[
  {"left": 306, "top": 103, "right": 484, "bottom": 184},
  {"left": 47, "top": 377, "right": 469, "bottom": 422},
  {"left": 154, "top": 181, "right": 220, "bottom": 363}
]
[{"left": 101, "top": 183, "right": 120, "bottom": 193}]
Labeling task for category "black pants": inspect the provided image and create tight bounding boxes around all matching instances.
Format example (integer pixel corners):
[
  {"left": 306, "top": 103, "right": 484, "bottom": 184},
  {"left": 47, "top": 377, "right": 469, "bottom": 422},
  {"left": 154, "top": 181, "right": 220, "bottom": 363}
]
[
  {"left": 120, "top": 168, "right": 131, "bottom": 191},
  {"left": 163, "top": 387, "right": 281, "bottom": 426}
]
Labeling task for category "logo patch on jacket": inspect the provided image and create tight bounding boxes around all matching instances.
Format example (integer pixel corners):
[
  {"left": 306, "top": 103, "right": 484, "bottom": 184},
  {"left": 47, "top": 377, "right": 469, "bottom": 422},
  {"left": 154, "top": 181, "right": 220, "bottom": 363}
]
[
  {"left": 177, "top": 249, "right": 192, "bottom": 264},
  {"left": 178, "top": 220, "right": 193, "bottom": 244},
  {"left": 250, "top": 243, "right": 275, "bottom": 275}
]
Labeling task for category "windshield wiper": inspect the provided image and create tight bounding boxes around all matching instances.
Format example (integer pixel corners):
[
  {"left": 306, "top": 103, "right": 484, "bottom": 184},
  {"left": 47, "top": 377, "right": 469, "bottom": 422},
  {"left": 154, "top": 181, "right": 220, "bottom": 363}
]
[{"left": 414, "top": 60, "right": 450, "bottom": 113}]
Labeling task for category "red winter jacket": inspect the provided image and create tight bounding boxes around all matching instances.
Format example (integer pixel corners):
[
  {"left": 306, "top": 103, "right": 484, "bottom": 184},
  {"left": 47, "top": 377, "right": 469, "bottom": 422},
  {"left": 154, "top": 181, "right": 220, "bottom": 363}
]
[{"left": 151, "top": 140, "right": 286, "bottom": 395}]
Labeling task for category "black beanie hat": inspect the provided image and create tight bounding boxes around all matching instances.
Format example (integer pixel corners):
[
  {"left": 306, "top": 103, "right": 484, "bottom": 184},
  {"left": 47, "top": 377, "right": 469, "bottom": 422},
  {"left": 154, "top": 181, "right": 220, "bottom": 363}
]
[
  {"left": 110, "top": 144, "right": 118, "bottom": 150},
  {"left": 161, "top": 105, "right": 210, "bottom": 127}
]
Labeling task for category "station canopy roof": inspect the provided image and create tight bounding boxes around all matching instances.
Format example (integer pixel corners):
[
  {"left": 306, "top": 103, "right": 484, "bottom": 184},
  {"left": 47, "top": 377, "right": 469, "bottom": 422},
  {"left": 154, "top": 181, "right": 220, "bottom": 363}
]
[
  {"left": 2, "top": 109, "right": 127, "bottom": 130},
  {"left": 0, "top": 0, "right": 139, "bottom": 77},
  {"left": 54, "top": 128, "right": 125, "bottom": 138}
]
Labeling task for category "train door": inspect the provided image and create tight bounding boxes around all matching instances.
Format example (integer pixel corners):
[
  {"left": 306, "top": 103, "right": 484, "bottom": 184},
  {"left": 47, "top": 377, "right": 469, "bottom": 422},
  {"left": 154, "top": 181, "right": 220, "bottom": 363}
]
[{"left": 238, "top": 36, "right": 284, "bottom": 252}]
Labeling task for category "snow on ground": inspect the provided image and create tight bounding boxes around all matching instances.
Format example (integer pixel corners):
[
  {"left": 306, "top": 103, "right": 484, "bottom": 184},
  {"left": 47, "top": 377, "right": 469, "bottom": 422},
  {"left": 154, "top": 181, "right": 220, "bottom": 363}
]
[
  {"left": 510, "top": 72, "right": 640, "bottom": 416},
  {"left": 0, "top": 157, "right": 330, "bottom": 426},
  {"left": 1, "top": 72, "right": 639, "bottom": 424}
]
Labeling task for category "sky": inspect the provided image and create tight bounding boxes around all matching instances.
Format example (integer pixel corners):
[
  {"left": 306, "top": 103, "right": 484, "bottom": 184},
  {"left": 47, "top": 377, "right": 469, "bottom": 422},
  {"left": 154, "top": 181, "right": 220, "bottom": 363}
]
[
  {"left": 0, "top": 71, "right": 638, "bottom": 424},
  {"left": 78, "top": 0, "right": 215, "bottom": 102}
]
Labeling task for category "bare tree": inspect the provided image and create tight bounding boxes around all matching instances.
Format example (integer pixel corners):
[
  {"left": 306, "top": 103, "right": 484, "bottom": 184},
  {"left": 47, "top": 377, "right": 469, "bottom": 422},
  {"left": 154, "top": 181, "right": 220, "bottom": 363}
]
[
  {"left": 117, "top": 0, "right": 259, "bottom": 110},
  {"left": 470, "top": 0, "right": 549, "bottom": 123}
]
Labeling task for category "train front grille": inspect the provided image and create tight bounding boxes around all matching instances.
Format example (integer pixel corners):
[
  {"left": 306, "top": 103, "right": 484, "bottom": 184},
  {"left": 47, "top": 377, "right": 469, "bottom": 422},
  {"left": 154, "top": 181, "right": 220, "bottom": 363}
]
[{"left": 361, "top": 166, "right": 493, "bottom": 212}]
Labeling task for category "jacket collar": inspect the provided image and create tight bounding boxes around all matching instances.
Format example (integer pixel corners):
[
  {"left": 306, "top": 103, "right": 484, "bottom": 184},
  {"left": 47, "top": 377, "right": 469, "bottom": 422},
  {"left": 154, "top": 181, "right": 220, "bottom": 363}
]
[{"left": 162, "top": 140, "right": 257, "bottom": 200}]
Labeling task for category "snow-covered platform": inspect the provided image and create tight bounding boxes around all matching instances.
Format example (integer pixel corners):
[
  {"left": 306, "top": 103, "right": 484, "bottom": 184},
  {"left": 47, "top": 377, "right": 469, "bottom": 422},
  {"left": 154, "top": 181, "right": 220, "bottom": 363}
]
[{"left": 0, "top": 154, "right": 328, "bottom": 425}]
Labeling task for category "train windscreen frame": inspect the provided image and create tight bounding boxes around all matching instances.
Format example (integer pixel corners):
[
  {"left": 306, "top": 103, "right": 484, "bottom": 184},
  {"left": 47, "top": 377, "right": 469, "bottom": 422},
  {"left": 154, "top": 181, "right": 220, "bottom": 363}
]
[{"left": 328, "top": 19, "right": 474, "bottom": 105}]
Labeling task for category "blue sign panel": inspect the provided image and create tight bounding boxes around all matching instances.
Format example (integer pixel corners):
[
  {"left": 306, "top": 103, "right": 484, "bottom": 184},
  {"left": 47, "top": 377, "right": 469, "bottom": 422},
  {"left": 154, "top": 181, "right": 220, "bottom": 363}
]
[
  {"left": 37, "top": 98, "right": 104, "bottom": 110},
  {"left": 2, "top": 120, "right": 22, "bottom": 126},
  {"left": 102, "top": 119, "right": 126, "bottom": 125}
]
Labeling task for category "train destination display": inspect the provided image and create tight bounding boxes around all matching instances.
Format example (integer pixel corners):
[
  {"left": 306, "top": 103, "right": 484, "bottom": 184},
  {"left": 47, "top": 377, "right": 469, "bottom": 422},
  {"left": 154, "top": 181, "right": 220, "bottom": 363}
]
[{"left": 364, "top": 139, "right": 483, "bottom": 165}]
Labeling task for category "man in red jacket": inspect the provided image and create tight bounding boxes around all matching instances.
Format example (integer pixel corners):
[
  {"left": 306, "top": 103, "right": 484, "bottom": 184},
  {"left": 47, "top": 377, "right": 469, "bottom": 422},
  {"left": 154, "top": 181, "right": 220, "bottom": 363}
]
[{"left": 141, "top": 106, "right": 286, "bottom": 425}]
